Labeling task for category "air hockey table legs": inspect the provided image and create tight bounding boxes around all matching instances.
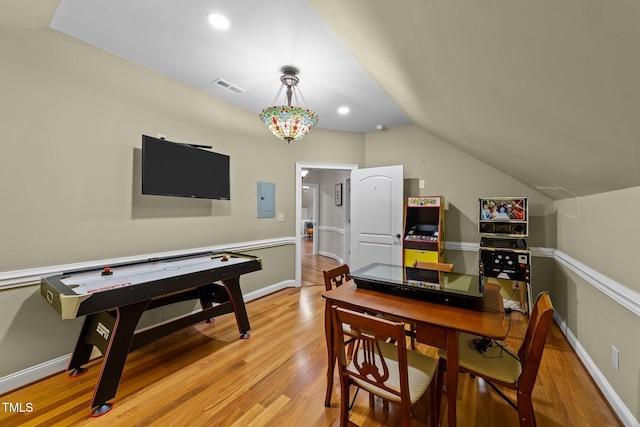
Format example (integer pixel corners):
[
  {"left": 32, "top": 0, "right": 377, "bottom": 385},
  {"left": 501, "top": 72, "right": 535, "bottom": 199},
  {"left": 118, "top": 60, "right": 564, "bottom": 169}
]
[
  {"left": 66, "top": 278, "right": 251, "bottom": 416},
  {"left": 221, "top": 277, "right": 251, "bottom": 339},
  {"left": 67, "top": 300, "right": 150, "bottom": 417}
]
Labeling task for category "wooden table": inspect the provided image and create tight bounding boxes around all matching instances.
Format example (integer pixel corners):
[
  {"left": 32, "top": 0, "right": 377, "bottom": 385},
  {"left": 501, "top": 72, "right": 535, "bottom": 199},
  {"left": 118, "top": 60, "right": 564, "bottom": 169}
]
[{"left": 322, "top": 280, "right": 506, "bottom": 426}]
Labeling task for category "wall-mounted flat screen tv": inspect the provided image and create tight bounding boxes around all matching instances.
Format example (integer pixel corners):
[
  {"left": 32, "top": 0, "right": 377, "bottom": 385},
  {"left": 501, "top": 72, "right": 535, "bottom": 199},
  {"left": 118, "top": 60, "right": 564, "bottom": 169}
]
[
  {"left": 478, "top": 197, "right": 528, "bottom": 237},
  {"left": 142, "top": 135, "right": 230, "bottom": 200}
]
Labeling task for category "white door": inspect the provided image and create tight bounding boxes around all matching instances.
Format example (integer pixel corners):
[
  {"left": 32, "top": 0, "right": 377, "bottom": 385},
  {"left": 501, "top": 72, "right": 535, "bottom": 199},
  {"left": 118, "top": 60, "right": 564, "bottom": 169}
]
[{"left": 350, "top": 165, "right": 404, "bottom": 270}]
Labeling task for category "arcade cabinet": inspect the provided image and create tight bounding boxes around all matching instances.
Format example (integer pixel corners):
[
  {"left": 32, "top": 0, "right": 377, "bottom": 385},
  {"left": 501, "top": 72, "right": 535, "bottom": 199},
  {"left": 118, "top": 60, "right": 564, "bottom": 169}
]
[
  {"left": 403, "top": 196, "right": 445, "bottom": 267},
  {"left": 478, "top": 197, "right": 531, "bottom": 313}
]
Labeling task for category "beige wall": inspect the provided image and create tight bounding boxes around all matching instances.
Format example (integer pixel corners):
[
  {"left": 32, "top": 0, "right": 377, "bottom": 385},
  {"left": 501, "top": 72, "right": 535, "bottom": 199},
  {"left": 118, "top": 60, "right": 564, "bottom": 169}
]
[
  {"left": 556, "top": 188, "right": 639, "bottom": 292},
  {"left": 364, "top": 125, "right": 556, "bottom": 248},
  {"left": 0, "top": 4, "right": 363, "bottom": 271},
  {"left": 0, "top": 1, "right": 363, "bottom": 376},
  {"left": 555, "top": 190, "right": 640, "bottom": 420},
  {"left": 365, "top": 125, "right": 640, "bottom": 421}
]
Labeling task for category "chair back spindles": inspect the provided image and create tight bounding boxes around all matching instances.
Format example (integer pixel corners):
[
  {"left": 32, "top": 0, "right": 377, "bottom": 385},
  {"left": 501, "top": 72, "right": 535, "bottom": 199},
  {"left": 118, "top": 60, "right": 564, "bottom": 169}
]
[
  {"left": 323, "top": 264, "right": 351, "bottom": 291},
  {"left": 331, "top": 306, "right": 438, "bottom": 427}
]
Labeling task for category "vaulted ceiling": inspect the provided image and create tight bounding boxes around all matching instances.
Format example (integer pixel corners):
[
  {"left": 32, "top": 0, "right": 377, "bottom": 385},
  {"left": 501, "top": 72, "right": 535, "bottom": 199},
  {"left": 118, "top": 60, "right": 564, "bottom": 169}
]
[{"left": 51, "top": 0, "right": 640, "bottom": 200}]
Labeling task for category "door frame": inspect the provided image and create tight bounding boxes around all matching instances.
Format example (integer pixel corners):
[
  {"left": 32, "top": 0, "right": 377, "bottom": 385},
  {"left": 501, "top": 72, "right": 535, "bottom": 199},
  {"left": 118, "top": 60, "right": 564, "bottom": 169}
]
[
  {"left": 295, "top": 162, "right": 358, "bottom": 287},
  {"left": 303, "top": 183, "right": 319, "bottom": 255}
]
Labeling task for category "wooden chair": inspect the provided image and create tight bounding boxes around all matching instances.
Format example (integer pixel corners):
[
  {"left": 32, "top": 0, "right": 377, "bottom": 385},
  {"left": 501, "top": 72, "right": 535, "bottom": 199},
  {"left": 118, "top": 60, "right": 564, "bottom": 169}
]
[
  {"left": 323, "top": 264, "right": 351, "bottom": 291},
  {"left": 413, "top": 260, "right": 454, "bottom": 272},
  {"left": 324, "top": 265, "right": 358, "bottom": 364},
  {"left": 435, "top": 292, "right": 555, "bottom": 427},
  {"left": 324, "top": 265, "right": 417, "bottom": 350},
  {"left": 331, "top": 306, "right": 438, "bottom": 427}
]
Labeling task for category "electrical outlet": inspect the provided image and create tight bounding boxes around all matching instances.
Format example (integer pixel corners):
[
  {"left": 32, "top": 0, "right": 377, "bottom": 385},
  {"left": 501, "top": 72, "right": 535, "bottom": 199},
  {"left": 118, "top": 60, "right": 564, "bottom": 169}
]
[
  {"left": 611, "top": 346, "right": 619, "bottom": 371},
  {"left": 512, "top": 282, "right": 519, "bottom": 290}
]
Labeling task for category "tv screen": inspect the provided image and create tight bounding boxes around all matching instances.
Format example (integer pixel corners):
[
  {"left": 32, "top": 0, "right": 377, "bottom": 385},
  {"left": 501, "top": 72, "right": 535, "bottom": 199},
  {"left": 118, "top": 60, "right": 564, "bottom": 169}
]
[
  {"left": 142, "top": 135, "right": 230, "bottom": 200},
  {"left": 478, "top": 197, "right": 528, "bottom": 237},
  {"left": 479, "top": 198, "right": 527, "bottom": 221}
]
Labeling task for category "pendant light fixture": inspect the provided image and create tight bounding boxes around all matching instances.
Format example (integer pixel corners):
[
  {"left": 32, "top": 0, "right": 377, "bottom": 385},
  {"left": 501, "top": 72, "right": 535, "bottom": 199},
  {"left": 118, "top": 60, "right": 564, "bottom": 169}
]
[{"left": 259, "top": 66, "right": 318, "bottom": 143}]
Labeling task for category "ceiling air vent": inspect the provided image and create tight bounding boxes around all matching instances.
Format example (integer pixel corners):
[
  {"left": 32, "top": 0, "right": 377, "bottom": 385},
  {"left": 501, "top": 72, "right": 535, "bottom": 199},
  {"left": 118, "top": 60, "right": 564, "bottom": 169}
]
[{"left": 212, "top": 78, "right": 245, "bottom": 94}]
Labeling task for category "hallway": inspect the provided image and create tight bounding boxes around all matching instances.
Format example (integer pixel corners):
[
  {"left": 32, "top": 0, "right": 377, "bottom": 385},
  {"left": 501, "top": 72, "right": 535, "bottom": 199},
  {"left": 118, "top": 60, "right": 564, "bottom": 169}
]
[{"left": 301, "top": 237, "right": 339, "bottom": 287}]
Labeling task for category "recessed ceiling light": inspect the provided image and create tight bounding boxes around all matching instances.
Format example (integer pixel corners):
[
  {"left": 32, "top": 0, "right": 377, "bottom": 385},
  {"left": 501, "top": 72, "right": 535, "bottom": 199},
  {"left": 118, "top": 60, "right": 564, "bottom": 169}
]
[
  {"left": 337, "top": 106, "right": 350, "bottom": 115},
  {"left": 207, "top": 13, "right": 230, "bottom": 31}
]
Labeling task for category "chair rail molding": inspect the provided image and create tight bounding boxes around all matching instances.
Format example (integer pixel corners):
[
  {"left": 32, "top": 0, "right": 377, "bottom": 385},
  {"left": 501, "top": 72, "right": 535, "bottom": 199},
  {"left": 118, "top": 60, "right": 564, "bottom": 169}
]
[
  {"left": 444, "top": 241, "right": 639, "bottom": 316},
  {"left": 0, "top": 237, "right": 295, "bottom": 291}
]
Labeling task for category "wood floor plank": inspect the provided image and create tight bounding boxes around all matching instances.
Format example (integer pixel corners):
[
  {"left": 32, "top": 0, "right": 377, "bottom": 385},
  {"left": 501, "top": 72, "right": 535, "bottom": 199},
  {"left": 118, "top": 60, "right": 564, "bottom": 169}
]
[{"left": 0, "top": 243, "right": 623, "bottom": 426}]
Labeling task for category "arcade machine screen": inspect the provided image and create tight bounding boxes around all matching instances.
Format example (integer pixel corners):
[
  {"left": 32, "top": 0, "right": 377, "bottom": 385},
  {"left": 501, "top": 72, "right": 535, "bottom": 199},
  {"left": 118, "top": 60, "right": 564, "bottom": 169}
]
[{"left": 478, "top": 197, "right": 528, "bottom": 237}]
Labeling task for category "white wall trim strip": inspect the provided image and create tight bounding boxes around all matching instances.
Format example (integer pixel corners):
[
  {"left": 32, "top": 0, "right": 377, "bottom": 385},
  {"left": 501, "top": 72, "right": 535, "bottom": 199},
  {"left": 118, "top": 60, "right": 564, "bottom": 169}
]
[
  {"left": 4, "top": 238, "right": 636, "bottom": 315},
  {"left": 0, "top": 237, "right": 295, "bottom": 290},
  {"left": 317, "top": 225, "right": 344, "bottom": 235},
  {"left": 445, "top": 241, "right": 639, "bottom": 316},
  {"left": 553, "top": 250, "right": 640, "bottom": 317}
]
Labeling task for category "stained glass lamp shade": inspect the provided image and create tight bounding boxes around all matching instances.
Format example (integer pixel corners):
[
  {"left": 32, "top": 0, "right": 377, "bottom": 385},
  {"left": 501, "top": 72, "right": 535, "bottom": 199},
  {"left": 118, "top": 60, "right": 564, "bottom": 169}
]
[{"left": 259, "top": 66, "right": 318, "bottom": 143}]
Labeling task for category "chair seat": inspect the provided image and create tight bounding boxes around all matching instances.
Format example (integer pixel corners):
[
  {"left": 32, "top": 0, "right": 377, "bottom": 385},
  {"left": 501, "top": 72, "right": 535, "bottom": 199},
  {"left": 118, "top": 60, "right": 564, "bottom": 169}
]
[
  {"left": 438, "top": 332, "right": 522, "bottom": 384},
  {"left": 349, "top": 341, "right": 437, "bottom": 404},
  {"left": 435, "top": 293, "right": 554, "bottom": 427}
]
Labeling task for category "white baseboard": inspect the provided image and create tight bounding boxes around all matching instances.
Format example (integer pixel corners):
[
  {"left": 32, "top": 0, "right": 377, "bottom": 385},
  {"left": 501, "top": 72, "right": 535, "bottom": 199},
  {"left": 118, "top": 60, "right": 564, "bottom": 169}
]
[
  {"left": 318, "top": 251, "right": 343, "bottom": 265},
  {"left": 243, "top": 280, "right": 294, "bottom": 301},
  {"left": 555, "top": 314, "right": 639, "bottom": 427},
  {"left": 0, "top": 354, "right": 70, "bottom": 395}
]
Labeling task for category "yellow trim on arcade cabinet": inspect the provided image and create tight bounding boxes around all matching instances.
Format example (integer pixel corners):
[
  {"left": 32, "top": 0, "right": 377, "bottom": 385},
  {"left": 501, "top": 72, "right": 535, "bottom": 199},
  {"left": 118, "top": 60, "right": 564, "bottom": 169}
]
[{"left": 403, "top": 248, "right": 439, "bottom": 267}]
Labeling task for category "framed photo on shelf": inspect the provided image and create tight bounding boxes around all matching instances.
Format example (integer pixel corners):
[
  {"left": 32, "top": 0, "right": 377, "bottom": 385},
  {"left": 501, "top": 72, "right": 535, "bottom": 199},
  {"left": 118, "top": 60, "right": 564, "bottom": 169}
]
[{"left": 335, "top": 183, "right": 343, "bottom": 206}]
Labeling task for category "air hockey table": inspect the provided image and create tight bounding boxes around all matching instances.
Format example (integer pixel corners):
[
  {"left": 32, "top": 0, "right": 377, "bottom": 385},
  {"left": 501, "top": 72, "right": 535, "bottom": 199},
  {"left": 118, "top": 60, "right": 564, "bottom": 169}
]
[{"left": 40, "top": 251, "right": 262, "bottom": 417}]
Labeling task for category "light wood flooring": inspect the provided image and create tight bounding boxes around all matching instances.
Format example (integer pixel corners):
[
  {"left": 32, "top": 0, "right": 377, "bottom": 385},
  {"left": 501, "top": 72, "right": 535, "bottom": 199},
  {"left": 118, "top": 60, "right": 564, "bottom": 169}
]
[{"left": 0, "top": 243, "right": 622, "bottom": 426}]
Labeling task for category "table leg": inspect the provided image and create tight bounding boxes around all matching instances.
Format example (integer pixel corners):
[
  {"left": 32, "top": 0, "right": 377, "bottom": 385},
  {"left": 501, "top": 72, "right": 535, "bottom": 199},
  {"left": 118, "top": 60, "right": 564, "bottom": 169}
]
[
  {"left": 89, "top": 300, "right": 149, "bottom": 416},
  {"left": 221, "top": 277, "right": 251, "bottom": 339},
  {"left": 197, "top": 284, "right": 215, "bottom": 323},
  {"left": 67, "top": 316, "right": 99, "bottom": 377},
  {"left": 446, "top": 329, "right": 459, "bottom": 427},
  {"left": 324, "top": 299, "right": 335, "bottom": 407}
]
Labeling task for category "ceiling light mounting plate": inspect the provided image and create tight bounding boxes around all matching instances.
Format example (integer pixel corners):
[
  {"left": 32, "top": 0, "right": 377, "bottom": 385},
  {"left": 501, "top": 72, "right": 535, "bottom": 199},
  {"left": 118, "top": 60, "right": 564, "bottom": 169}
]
[{"left": 280, "top": 65, "right": 300, "bottom": 87}]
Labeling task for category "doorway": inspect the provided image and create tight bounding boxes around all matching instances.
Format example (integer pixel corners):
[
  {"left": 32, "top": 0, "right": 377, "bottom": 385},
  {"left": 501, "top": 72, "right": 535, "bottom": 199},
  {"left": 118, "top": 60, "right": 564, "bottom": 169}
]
[{"left": 295, "top": 162, "right": 357, "bottom": 287}]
